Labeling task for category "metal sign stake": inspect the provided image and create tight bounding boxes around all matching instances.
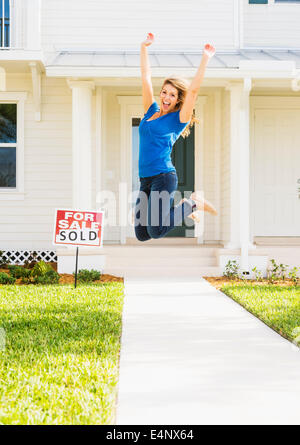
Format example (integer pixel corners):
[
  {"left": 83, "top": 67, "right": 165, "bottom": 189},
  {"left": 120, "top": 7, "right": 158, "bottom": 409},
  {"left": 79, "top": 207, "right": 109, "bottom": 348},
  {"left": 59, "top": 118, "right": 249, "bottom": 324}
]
[{"left": 74, "top": 246, "right": 79, "bottom": 288}]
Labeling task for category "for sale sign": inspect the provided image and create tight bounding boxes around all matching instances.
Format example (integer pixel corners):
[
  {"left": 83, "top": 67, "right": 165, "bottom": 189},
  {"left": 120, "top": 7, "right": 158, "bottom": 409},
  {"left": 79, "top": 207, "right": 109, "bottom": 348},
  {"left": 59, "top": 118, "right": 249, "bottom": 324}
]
[{"left": 53, "top": 208, "right": 104, "bottom": 247}]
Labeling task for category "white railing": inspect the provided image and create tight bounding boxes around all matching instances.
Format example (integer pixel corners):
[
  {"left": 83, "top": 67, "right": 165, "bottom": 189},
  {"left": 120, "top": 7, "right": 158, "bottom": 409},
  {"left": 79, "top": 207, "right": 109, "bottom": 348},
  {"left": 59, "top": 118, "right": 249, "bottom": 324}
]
[{"left": 0, "top": 0, "right": 11, "bottom": 49}]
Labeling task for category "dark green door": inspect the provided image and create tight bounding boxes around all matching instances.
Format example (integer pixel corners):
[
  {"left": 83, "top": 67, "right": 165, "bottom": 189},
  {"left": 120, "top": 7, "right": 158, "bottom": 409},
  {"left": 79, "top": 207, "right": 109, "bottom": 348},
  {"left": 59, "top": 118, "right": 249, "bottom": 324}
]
[{"left": 166, "top": 124, "right": 195, "bottom": 237}]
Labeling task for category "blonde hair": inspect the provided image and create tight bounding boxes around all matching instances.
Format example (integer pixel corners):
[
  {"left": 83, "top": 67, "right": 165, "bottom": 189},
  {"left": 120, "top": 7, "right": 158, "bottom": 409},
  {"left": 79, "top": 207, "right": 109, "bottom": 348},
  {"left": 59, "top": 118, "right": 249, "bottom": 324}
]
[{"left": 160, "top": 77, "right": 200, "bottom": 139}]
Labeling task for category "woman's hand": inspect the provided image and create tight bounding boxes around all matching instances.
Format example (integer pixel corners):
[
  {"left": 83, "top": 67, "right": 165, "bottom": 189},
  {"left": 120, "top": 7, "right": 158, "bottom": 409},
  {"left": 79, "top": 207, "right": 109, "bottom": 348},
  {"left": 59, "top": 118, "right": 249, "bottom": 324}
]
[
  {"left": 141, "top": 32, "right": 154, "bottom": 47},
  {"left": 203, "top": 43, "right": 216, "bottom": 59}
]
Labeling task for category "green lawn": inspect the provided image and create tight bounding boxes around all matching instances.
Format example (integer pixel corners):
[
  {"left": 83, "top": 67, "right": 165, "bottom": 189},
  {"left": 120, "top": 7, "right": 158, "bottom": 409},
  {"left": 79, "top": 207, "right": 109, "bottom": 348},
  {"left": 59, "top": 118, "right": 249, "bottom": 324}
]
[
  {"left": 0, "top": 283, "right": 124, "bottom": 425},
  {"left": 220, "top": 283, "right": 300, "bottom": 344}
]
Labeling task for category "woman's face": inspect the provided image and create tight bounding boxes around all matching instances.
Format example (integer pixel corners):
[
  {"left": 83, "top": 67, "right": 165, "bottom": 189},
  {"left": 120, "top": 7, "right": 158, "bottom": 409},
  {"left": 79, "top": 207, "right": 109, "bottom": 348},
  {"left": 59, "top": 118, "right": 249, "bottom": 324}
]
[{"left": 159, "top": 83, "right": 179, "bottom": 114}]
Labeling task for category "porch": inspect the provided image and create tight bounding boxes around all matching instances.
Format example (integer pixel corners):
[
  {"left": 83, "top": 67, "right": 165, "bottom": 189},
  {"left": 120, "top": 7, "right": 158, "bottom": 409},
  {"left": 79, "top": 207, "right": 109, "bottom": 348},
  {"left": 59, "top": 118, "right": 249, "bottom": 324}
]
[
  {"left": 45, "top": 49, "right": 300, "bottom": 277},
  {"left": 56, "top": 237, "right": 300, "bottom": 279}
]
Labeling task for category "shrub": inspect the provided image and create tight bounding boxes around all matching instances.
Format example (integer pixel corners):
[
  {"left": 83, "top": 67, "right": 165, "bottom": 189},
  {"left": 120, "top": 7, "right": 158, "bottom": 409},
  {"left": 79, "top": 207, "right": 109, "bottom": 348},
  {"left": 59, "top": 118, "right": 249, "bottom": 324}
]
[
  {"left": 31, "top": 260, "right": 53, "bottom": 278},
  {"left": 223, "top": 260, "right": 239, "bottom": 279},
  {"left": 73, "top": 269, "right": 101, "bottom": 283},
  {"left": 288, "top": 267, "right": 299, "bottom": 286},
  {"left": 7, "top": 265, "right": 31, "bottom": 279},
  {"left": 267, "top": 259, "right": 281, "bottom": 284},
  {"left": 33, "top": 269, "right": 60, "bottom": 285},
  {"left": 20, "top": 277, "right": 32, "bottom": 285},
  {"left": 0, "top": 272, "right": 16, "bottom": 285},
  {"left": 278, "top": 263, "right": 289, "bottom": 281},
  {"left": 252, "top": 266, "right": 263, "bottom": 281}
]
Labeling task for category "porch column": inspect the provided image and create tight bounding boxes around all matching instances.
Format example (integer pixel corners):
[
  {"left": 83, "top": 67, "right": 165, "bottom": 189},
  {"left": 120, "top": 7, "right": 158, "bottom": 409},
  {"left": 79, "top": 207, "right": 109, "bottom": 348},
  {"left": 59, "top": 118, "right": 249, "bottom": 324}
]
[
  {"left": 225, "top": 79, "right": 255, "bottom": 273},
  {"left": 194, "top": 96, "right": 208, "bottom": 244},
  {"left": 67, "top": 80, "right": 95, "bottom": 209}
]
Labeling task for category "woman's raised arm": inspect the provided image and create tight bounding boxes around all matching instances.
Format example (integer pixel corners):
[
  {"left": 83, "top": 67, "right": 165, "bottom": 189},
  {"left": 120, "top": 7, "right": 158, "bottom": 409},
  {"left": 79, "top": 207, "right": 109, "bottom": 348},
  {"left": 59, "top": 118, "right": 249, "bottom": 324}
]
[
  {"left": 140, "top": 33, "right": 155, "bottom": 114},
  {"left": 179, "top": 44, "right": 216, "bottom": 124}
]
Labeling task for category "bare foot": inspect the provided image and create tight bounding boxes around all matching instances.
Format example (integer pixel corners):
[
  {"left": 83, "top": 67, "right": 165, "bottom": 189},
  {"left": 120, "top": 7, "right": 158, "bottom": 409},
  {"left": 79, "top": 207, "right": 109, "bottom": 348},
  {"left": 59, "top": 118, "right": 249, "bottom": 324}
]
[
  {"left": 178, "top": 198, "right": 203, "bottom": 223},
  {"left": 190, "top": 192, "right": 218, "bottom": 215},
  {"left": 178, "top": 196, "right": 217, "bottom": 223},
  {"left": 187, "top": 210, "right": 202, "bottom": 223}
]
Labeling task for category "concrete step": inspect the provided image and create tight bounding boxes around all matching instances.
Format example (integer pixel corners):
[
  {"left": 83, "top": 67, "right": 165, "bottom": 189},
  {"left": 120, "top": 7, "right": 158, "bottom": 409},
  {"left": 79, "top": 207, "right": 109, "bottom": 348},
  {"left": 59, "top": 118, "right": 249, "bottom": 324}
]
[
  {"left": 103, "top": 265, "right": 223, "bottom": 278},
  {"left": 105, "top": 255, "right": 217, "bottom": 268},
  {"left": 101, "top": 246, "right": 218, "bottom": 258}
]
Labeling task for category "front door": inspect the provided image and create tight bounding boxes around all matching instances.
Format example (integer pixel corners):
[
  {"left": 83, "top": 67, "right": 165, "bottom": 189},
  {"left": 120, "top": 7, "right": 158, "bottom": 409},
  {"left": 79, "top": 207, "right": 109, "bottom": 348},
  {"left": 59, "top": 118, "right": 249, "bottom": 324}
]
[
  {"left": 132, "top": 119, "right": 195, "bottom": 238},
  {"left": 166, "top": 125, "right": 195, "bottom": 237},
  {"left": 253, "top": 109, "right": 300, "bottom": 236}
]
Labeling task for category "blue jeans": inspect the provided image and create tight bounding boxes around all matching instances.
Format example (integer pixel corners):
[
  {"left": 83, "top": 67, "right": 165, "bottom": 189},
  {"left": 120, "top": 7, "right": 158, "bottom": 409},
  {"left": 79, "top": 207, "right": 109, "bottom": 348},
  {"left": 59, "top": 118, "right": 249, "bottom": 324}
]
[{"left": 134, "top": 171, "right": 194, "bottom": 241}]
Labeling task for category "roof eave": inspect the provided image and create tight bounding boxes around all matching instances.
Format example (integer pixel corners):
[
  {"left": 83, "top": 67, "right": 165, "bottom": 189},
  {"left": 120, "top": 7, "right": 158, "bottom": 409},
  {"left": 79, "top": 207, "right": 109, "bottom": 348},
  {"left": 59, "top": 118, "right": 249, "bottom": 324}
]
[{"left": 45, "top": 66, "right": 299, "bottom": 80}]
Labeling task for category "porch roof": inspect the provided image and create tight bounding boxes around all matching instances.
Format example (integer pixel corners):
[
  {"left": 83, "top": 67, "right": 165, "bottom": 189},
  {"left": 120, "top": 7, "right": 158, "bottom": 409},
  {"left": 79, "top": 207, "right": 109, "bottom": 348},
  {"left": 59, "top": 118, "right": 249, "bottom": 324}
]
[{"left": 45, "top": 48, "right": 300, "bottom": 79}]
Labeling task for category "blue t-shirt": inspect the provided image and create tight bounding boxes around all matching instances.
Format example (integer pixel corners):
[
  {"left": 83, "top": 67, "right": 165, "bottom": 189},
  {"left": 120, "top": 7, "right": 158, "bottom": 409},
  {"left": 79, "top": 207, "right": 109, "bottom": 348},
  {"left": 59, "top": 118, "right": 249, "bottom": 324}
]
[{"left": 138, "top": 101, "right": 190, "bottom": 178}]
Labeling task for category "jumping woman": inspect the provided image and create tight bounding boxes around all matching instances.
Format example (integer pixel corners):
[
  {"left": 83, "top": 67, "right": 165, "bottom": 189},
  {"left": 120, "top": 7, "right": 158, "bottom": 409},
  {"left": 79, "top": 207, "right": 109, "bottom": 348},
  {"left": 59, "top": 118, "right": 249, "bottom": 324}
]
[{"left": 134, "top": 33, "right": 217, "bottom": 242}]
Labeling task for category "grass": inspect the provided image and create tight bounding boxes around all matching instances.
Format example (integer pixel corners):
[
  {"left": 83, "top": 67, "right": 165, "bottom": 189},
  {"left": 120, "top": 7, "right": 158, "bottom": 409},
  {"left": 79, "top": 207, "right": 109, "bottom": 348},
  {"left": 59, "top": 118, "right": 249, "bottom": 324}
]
[
  {"left": 0, "top": 282, "right": 124, "bottom": 425},
  {"left": 220, "top": 282, "right": 300, "bottom": 344}
]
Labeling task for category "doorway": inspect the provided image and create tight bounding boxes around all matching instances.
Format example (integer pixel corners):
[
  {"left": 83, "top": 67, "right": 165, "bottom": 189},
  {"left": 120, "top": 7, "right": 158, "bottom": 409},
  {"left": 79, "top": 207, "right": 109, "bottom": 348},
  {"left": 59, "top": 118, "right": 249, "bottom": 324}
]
[{"left": 132, "top": 118, "right": 195, "bottom": 237}]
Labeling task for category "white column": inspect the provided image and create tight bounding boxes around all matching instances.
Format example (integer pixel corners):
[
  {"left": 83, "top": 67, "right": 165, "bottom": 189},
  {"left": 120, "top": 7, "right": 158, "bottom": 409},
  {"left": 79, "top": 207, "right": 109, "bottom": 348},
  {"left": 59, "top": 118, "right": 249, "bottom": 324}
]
[
  {"left": 240, "top": 78, "right": 254, "bottom": 273},
  {"left": 194, "top": 96, "right": 207, "bottom": 244},
  {"left": 225, "top": 83, "right": 242, "bottom": 250},
  {"left": 67, "top": 80, "right": 95, "bottom": 210},
  {"left": 224, "top": 80, "right": 255, "bottom": 273}
]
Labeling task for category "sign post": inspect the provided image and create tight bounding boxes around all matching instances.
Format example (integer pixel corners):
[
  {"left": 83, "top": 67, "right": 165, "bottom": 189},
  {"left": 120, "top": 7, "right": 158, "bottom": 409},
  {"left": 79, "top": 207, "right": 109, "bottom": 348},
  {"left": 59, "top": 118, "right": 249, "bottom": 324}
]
[
  {"left": 53, "top": 209, "right": 104, "bottom": 288},
  {"left": 74, "top": 246, "right": 79, "bottom": 288}
]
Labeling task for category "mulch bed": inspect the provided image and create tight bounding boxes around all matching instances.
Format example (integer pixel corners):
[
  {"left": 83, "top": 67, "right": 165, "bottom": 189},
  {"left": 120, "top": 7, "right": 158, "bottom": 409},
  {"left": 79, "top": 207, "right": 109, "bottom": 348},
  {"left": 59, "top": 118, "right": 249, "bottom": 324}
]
[
  {"left": 59, "top": 273, "right": 123, "bottom": 285},
  {"left": 203, "top": 276, "right": 298, "bottom": 290},
  {"left": 0, "top": 262, "right": 123, "bottom": 285}
]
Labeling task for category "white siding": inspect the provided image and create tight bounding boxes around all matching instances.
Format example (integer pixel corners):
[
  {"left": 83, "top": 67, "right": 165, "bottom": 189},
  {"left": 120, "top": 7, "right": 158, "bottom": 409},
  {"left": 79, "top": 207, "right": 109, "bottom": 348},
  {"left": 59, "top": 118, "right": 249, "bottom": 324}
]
[
  {"left": 0, "top": 75, "right": 73, "bottom": 250},
  {"left": 41, "top": 0, "right": 236, "bottom": 51},
  {"left": 244, "top": 0, "right": 300, "bottom": 48}
]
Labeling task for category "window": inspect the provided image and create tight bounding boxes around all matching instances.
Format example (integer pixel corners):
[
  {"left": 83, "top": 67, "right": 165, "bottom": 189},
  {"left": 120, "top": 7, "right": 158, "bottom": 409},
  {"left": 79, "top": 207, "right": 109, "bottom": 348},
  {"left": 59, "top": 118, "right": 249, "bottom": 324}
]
[
  {"left": 249, "top": 0, "right": 300, "bottom": 4},
  {"left": 0, "top": 104, "right": 16, "bottom": 187},
  {"left": 0, "top": 0, "right": 10, "bottom": 48},
  {"left": 0, "top": 92, "right": 27, "bottom": 200}
]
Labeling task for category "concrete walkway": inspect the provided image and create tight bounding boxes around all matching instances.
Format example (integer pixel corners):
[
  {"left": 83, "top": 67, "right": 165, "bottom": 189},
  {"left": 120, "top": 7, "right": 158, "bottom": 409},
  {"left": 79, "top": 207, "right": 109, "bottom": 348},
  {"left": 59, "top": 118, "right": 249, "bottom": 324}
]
[{"left": 116, "top": 276, "right": 300, "bottom": 425}]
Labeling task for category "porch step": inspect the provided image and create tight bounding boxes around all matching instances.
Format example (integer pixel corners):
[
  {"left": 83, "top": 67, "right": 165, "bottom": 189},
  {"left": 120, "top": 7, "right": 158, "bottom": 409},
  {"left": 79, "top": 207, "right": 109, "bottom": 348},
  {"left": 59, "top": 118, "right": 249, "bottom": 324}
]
[
  {"left": 104, "top": 265, "right": 223, "bottom": 278},
  {"left": 103, "top": 245, "right": 218, "bottom": 270},
  {"left": 101, "top": 245, "right": 221, "bottom": 277},
  {"left": 255, "top": 237, "right": 300, "bottom": 246},
  {"left": 101, "top": 245, "right": 218, "bottom": 257},
  {"left": 105, "top": 255, "right": 216, "bottom": 268}
]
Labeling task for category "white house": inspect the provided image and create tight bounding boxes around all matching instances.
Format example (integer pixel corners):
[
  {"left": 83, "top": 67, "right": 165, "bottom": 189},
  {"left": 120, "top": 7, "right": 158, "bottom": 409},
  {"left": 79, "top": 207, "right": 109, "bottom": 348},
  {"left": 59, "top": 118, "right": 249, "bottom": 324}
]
[{"left": 0, "top": 0, "right": 300, "bottom": 278}]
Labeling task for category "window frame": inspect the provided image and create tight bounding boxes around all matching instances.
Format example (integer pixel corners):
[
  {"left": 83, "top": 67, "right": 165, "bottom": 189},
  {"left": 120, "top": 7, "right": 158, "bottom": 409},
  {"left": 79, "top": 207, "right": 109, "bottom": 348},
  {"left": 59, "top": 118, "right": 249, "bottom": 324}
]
[
  {"left": 249, "top": 0, "right": 300, "bottom": 4},
  {"left": 0, "top": 92, "right": 27, "bottom": 200},
  {"left": 0, "top": 0, "right": 12, "bottom": 48}
]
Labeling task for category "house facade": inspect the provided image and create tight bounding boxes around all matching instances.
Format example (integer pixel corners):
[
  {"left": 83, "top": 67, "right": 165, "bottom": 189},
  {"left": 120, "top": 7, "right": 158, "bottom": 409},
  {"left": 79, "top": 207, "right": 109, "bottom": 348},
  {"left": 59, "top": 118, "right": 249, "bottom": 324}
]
[{"left": 0, "top": 0, "right": 300, "bottom": 278}]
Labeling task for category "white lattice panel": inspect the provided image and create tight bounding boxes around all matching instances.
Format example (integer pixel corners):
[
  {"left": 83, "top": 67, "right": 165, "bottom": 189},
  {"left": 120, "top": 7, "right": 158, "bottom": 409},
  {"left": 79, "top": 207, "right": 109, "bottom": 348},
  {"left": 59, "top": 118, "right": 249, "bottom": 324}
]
[{"left": 0, "top": 250, "right": 57, "bottom": 265}]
